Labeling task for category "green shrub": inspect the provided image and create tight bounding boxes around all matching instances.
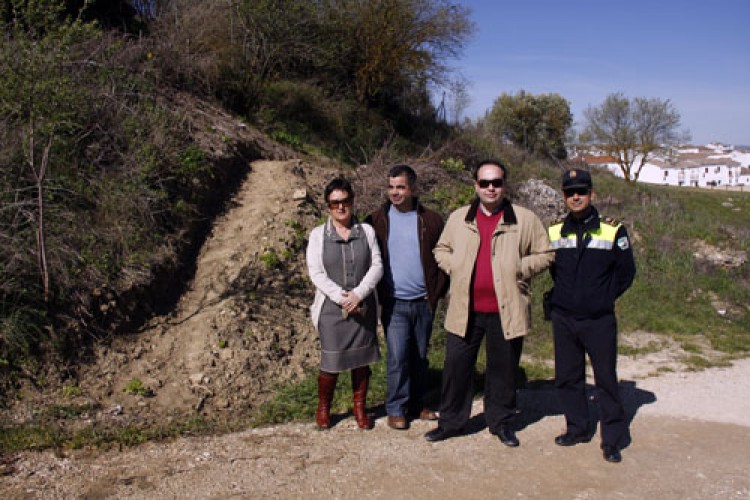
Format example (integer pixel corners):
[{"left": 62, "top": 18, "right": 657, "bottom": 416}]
[
  {"left": 270, "top": 130, "right": 304, "bottom": 150},
  {"left": 260, "top": 250, "right": 280, "bottom": 269},
  {"left": 61, "top": 385, "right": 82, "bottom": 398},
  {"left": 439, "top": 157, "right": 465, "bottom": 173},
  {"left": 122, "top": 379, "right": 153, "bottom": 397}
]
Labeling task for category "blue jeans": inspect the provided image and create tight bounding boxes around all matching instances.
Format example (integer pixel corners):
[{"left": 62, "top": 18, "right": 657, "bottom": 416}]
[{"left": 382, "top": 297, "right": 433, "bottom": 417}]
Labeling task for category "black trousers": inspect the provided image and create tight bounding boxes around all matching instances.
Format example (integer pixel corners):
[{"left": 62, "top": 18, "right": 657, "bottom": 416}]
[
  {"left": 438, "top": 312, "right": 523, "bottom": 434},
  {"left": 552, "top": 311, "right": 626, "bottom": 447}
]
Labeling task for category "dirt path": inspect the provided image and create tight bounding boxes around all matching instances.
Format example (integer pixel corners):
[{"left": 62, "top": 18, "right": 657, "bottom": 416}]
[
  {"left": 3, "top": 359, "right": 749, "bottom": 499},
  {"left": 81, "top": 158, "right": 318, "bottom": 420}
]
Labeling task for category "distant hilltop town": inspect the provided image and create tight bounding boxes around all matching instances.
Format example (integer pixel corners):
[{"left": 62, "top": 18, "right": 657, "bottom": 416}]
[{"left": 571, "top": 143, "right": 750, "bottom": 190}]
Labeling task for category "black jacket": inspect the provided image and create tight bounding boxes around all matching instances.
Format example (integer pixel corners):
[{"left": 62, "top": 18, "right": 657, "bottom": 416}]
[{"left": 549, "top": 206, "right": 636, "bottom": 319}]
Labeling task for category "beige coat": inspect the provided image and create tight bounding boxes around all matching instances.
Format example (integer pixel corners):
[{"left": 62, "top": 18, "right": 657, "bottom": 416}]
[{"left": 434, "top": 199, "right": 554, "bottom": 339}]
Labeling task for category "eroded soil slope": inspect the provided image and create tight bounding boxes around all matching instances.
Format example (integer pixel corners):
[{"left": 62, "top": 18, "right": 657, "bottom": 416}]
[{"left": 5, "top": 159, "right": 336, "bottom": 429}]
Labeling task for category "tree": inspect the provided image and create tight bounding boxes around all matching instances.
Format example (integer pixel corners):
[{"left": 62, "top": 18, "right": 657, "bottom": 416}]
[
  {"left": 324, "top": 0, "right": 473, "bottom": 105},
  {"left": 583, "top": 92, "right": 687, "bottom": 183},
  {"left": 446, "top": 76, "right": 471, "bottom": 125},
  {"left": 1, "top": 0, "right": 99, "bottom": 304},
  {"left": 486, "top": 90, "right": 572, "bottom": 159}
]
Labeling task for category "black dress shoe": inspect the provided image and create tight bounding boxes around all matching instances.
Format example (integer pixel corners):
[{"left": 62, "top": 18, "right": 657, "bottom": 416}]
[
  {"left": 554, "top": 432, "right": 591, "bottom": 447},
  {"left": 424, "top": 427, "right": 461, "bottom": 442},
  {"left": 602, "top": 444, "right": 622, "bottom": 463},
  {"left": 495, "top": 425, "right": 519, "bottom": 447}
]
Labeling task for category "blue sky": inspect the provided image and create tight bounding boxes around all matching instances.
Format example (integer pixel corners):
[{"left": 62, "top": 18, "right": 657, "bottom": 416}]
[{"left": 452, "top": 0, "right": 750, "bottom": 146}]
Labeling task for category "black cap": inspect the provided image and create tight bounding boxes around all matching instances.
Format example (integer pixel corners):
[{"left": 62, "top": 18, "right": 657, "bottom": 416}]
[{"left": 562, "top": 169, "right": 592, "bottom": 189}]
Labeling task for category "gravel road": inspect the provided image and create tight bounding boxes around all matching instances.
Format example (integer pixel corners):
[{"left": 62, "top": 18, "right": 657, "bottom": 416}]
[{"left": 2, "top": 358, "right": 749, "bottom": 499}]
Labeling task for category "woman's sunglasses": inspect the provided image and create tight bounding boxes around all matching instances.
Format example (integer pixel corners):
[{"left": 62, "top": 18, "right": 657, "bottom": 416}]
[{"left": 328, "top": 197, "right": 353, "bottom": 209}]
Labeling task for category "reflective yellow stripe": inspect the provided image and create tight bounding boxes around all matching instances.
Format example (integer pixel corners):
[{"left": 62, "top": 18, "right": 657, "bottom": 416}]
[{"left": 548, "top": 220, "right": 621, "bottom": 250}]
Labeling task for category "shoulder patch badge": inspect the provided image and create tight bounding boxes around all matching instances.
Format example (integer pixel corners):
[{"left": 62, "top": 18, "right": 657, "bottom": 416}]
[
  {"left": 602, "top": 215, "right": 620, "bottom": 226},
  {"left": 617, "top": 236, "right": 630, "bottom": 250}
]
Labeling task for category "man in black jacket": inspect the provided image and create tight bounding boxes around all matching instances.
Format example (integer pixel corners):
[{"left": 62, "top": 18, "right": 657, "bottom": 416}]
[
  {"left": 365, "top": 165, "right": 447, "bottom": 430},
  {"left": 548, "top": 168, "right": 636, "bottom": 463}
]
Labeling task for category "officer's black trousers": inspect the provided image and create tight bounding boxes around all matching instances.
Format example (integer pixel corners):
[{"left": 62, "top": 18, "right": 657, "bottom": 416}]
[
  {"left": 438, "top": 312, "right": 523, "bottom": 434},
  {"left": 552, "top": 311, "right": 626, "bottom": 447}
]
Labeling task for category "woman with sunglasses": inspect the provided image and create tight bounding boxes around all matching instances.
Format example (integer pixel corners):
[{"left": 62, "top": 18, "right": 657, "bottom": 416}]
[{"left": 306, "top": 177, "right": 383, "bottom": 430}]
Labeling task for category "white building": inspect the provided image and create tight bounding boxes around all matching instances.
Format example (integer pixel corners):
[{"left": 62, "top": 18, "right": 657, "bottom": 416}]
[
  {"left": 658, "top": 162, "right": 750, "bottom": 188},
  {"left": 575, "top": 144, "right": 750, "bottom": 190}
]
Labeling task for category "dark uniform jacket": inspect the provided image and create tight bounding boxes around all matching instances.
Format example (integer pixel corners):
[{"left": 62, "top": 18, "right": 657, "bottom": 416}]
[
  {"left": 365, "top": 199, "right": 448, "bottom": 314},
  {"left": 548, "top": 206, "right": 636, "bottom": 319}
]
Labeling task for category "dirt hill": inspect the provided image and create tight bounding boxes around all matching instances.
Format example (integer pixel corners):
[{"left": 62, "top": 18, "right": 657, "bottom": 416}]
[
  {"left": 1, "top": 87, "right": 351, "bottom": 429},
  {"left": 19, "top": 159, "right": 336, "bottom": 431}
]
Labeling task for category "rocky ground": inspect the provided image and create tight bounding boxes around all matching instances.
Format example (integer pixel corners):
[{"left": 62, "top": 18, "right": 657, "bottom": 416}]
[{"left": 1, "top": 358, "right": 749, "bottom": 499}]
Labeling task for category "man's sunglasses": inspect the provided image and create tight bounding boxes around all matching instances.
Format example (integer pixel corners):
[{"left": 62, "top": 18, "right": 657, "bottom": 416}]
[
  {"left": 477, "top": 178, "right": 504, "bottom": 188},
  {"left": 328, "top": 197, "right": 353, "bottom": 209},
  {"left": 563, "top": 187, "right": 591, "bottom": 197}
]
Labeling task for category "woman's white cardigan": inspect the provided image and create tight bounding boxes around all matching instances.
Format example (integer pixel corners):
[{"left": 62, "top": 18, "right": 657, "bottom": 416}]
[{"left": 306, "top": 219, "right": 383, "bottom": 331}]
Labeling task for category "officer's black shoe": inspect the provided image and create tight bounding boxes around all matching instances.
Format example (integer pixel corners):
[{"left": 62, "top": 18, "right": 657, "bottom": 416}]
[
  {"left": 602, "top": 444, "right": 622, "bottom": 463},
  {"left": 495, "top": 425, "right": 520, "bottom": 447},
  {"left": 424, "top": 426, "right": 461, "bottom": 442},
  {"left": 554, "top": 432, "right": 591, "bottom": 446}
]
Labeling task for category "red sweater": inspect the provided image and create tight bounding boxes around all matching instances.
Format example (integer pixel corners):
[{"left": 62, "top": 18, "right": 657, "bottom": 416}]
[{"left": 472, "top": 209, "right": 502, "bottom": 313}]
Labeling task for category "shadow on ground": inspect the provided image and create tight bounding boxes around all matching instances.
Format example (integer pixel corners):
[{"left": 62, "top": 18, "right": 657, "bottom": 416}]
[{"left": 459, "top": 378, "right": 657, "bottom": 446}]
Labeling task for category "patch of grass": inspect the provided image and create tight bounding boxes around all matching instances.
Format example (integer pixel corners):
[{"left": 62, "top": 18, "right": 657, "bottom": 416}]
[
  {"left": 0, "top": 425, "right": 64, "bottom": 452},
  {"left": 259, "top": 250, "right": 280, "bottom": 269},
  {"left": 575, "top": 175, "right": 750, "bottom": 350},
  {"left": 61, "top": 384, "right": 82, "bottom": 398},
  {"left": 682, "top": 354, "right": 732, "bottom": 371},
  {"left": 280, "top": 249, "right": 294, "bottom": 260},
  {"left": 619, "top": 340, "right": 666, "bottom": 357},
  {"left": 680, "top": 342, "right": 702, "bottom": 353},
  {"left": 39, "top": 404, "right": 96, "bottom": 419},
  {"left": 0, "top": 416, "right": 213, "bottom": 454},
  {"left": 285, "top": 219, "right": 306, "bottom": 252},
  {"left": 122, "top": 378, "right": 153, "bottom": 397},
  {"left": 270, "top": 130, "right": 304, "bottom": 150},
  {"left": 520, "top": 360, "right": 554, "bottom": 381}
]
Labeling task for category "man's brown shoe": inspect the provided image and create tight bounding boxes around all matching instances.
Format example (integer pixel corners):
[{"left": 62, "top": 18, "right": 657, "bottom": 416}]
[
  {"left": 387, "top": 415, "right": 408, "bottom": 430},
  {"left": 418, "top": 409, "right": 438, "bottom": 421}
]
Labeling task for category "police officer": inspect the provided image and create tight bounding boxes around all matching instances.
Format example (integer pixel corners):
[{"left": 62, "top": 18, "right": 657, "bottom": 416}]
[{"left": 548, "top": 168, "right": 636, "bottom": 463}]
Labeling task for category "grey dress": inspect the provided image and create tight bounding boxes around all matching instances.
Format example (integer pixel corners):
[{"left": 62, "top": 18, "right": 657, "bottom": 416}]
[{"left": 316, "top": 222, "right": 381, "bottom": 372}]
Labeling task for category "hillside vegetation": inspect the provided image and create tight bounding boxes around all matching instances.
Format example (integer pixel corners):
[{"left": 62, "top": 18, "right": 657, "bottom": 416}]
[
  {"left": 0, "top": 0, "right": 471, "bottom": 390},
  {"left": 1, "top": 1, "right": 748, "bottom": 451}
]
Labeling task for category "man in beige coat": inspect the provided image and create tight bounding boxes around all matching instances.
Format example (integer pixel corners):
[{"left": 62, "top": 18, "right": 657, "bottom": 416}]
[{"left": 424, "top": 160, "right": 553, "bottom": 446}]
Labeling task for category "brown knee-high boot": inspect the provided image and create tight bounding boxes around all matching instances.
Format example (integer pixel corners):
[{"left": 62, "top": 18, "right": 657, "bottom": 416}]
[
  {"left": 316, "top": 371, "right": 338, "bottom": 429},
  {"left": 351, "top": 366, "right": 372, "bottom": 430}
]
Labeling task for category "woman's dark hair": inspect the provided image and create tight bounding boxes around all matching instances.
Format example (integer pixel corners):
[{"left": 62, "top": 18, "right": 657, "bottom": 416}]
[
  {"left": 473, "top": 159, "right": 508, "bottom": 180},
  {"left": 324, "top": 177, "right": 355, "bottom": 202}
]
